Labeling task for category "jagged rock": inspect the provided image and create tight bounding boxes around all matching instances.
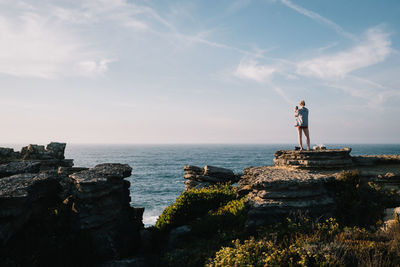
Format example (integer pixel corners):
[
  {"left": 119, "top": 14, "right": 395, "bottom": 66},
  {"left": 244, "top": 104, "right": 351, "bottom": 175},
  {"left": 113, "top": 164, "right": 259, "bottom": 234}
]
[
  {"left": 0, "top": 142, "right": 72, "bottom": 172},
  {"left": 0, "top": 161, "right": 41, "bottom": 178},
  {"left": 238, "top": 166, "right": 335, "bottom": 227},
  {"left": 21, "top": 144, "right": 48, "bottom": 160},
  {"left": 46, "top": 142, "right": 66, "bottom": 159},
  {"left": 0, "top": 144, "right": 143, "bottom": 266}
]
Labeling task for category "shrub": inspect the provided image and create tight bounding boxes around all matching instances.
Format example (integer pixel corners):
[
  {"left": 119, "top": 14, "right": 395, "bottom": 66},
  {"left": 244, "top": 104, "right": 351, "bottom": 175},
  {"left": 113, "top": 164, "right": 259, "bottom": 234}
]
[
  {"left": 155, "top": 184, "right": 237, "bottom": 231},
  {"left": 208, "top": 237, "right": 271, "bottom": 267},
  {"left": 208, "top": 237, "right": 343, "bottom": 267},
  {"left": 190, "top": 196, "right": 248, "bottom": 235},
  {"left": 208, "top": 217, "right": 400, "bottom": 267},
  {"left": 330, "top": 170, "right": 385, "bottom": 227}
]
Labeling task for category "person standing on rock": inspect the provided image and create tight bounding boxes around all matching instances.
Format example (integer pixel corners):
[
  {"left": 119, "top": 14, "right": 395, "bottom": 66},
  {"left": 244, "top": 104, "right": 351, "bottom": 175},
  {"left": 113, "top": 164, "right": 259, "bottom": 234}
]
[{"left": 294, "top": 100, "right": 310, "bottom": 151}]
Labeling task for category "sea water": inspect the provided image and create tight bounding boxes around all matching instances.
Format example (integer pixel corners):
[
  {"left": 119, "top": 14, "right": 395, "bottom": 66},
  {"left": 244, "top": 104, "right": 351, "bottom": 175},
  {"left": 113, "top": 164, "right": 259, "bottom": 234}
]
[{"left": 65, "top": 144, "right": 400, "bottom": 226}]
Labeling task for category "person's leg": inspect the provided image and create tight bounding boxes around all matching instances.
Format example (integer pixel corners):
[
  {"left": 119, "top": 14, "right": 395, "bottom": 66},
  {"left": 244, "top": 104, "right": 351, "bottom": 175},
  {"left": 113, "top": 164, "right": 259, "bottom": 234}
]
[
  {"left": 304, "top": 128, "right": 310, "bottom": 150},
  {"left": 297, "top": 127, "right": 303, "bottom": 150}
]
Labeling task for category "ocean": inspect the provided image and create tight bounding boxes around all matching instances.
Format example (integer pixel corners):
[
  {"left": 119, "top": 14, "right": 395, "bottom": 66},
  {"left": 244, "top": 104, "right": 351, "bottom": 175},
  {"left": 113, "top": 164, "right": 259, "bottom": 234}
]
[{"left": 64, "top": 144, "right": 400, "bottom": 226}]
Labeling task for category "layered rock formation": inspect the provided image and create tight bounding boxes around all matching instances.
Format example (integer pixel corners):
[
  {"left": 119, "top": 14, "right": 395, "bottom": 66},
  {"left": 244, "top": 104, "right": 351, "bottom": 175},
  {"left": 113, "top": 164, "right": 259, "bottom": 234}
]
[
  {"left": 183, "top": 165, "right": 239, "bottom": 190},
  {"left": 240, "top": 147, "right": 400, "bottom": 227},
  {"left": 66, "top": 163, "right": 142, "bottom": 260},
  {"left": 274, "top": 148, "right": 353, "bottom": 169},
  {"left": 238, "top": 166, "right": 335, "bottom": 228},
  {"left": 0, "top": 143, "right": 143, "bottom": 266},
  {"left": 0, "top": 142, "right": 73, "bottom": 178}
]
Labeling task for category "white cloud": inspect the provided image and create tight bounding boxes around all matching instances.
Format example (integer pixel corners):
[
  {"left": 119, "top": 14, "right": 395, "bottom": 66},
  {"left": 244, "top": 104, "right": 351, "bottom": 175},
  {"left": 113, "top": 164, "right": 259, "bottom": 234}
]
[
  {"left": 235, "top": 60, "right": 275, "bottom": 82},
  {"left": 296, "top": 27, "right": 391, "bottom": 79},
  {"left": 0, "top": 2, "right": 111, "bottom": 78}
]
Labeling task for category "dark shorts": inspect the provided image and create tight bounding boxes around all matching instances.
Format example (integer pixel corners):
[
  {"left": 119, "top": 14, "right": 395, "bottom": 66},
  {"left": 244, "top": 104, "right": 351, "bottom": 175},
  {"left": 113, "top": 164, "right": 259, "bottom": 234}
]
[{"left": 297, "top": 126, "right": 308, "bottom": 129}]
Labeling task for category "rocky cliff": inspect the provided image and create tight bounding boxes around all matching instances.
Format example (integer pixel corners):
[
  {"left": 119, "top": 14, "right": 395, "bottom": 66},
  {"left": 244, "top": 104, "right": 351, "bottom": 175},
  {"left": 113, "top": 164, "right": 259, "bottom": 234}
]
[
  {"left": 0, "top": 143, "right": 143, "bottom": 266},
  {"left": 239, "top": 147, "right": 400, "bottom": 228}
]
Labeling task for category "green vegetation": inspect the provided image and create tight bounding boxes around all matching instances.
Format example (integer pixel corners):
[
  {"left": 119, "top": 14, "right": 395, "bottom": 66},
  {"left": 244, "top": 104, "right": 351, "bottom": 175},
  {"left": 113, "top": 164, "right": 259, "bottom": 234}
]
[
  {"left": 157, "top": 185, "right": 248, "bottom": 266},
  {"left": 208, "top": 218, "right": 400, "bottom": 267},
  {"left": 330, "top": 170, "right": 386, "bottom": 227},
  {"left": 155, "top": 184, "right": 237, "bottom": 231},
  {"left": 155, "top": 172, "right": 400, "bottom": 266}
]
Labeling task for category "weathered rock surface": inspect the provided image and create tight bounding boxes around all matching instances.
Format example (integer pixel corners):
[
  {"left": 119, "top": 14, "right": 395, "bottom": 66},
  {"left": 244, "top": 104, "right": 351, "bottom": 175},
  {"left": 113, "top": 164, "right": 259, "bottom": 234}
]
[
  {"left": 183, "top": 165, "right": 239, "bottom": 190},
  {"left": 274, "top": 148, "right": 353, "bottom": 169},
  {"left": 0, "top": 172, "right": 60, "bottom": 245},
  {"left": 0, "top": 161, "right": 41, "bottom": 178},
  {"left": 0, "top": 142, "right": 72, "bottom": 174},
  {"left": 0, "top": 143, "right": 143, "bottom": 266},
  {"left": 65, "top": 163, "right": 142, "bottom": 261},
  {"left": 238, "top": 166, "right": 335, "bottom": 227},
  {"left": 241, "top": 147, "right": 400, "bottom": 227}
]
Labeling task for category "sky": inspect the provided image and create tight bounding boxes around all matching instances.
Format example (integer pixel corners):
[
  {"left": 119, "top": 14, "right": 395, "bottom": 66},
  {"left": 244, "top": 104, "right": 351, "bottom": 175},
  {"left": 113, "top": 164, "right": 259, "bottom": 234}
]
[{"left": 1, "top": 0, "right": 400, "bottom": 144}]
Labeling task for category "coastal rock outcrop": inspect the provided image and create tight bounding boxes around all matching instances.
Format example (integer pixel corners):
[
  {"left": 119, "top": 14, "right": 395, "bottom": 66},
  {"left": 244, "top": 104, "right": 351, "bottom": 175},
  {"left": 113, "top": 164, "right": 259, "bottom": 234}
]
[
  {"left": 241, "top": 147, "right": 400, "bottom": 228},
  {"left": 0, "top": 142, "right": 73, "bottom": 176},
  {"left": 0, "top": 143, "right": 143, "bottom": 266},
  {"left": 183, "top": 165, "right": 239, "bottom": 190},
  {"left": 66, "top": 163, "right": 142, "bottom": 260},
  {"left": 273, "top": 148, "right": 353, "bottom": 169},
  {"left": 238, "top": 166, "right": 335, "bottom": 227}
]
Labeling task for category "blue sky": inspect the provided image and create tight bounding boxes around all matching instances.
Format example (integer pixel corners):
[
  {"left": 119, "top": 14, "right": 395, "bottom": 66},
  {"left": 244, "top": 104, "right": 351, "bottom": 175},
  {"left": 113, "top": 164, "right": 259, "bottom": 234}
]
[{"left": 1, "top": 0, "right": 399, "bottom": 144}]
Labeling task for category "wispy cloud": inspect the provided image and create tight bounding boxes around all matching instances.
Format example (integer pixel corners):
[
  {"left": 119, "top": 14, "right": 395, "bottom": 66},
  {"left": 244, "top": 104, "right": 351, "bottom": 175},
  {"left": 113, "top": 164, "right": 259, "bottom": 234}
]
[
  {"left": 234, "top": 59, "right": 295, "bottom": 104},
  {"left": 233, "top": 26, "right": 394, "bottom": 107},
  {"left": 271, "top": 85, "right": 293, "bottom": 105},
  {"left": 235, "top": 59, "right": 276, "bottom": 82},
  {"left": 0, "top": 0, "right": 276, "bottom": 79},
  {"left": 297, "top": 27, "right": 391, "bottom": 79},
  {"left": 0, "top": 1, "right": 116, "bottom": 78},
  {"left": 279, "top": 0, "right": 356, "bottom": 40}
]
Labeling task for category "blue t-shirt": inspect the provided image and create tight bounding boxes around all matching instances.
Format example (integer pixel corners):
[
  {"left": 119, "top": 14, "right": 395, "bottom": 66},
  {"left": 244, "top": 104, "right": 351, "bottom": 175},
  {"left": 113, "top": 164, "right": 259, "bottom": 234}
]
[{"left": 295, "top": 107, "right": 309, "bottom": 127}]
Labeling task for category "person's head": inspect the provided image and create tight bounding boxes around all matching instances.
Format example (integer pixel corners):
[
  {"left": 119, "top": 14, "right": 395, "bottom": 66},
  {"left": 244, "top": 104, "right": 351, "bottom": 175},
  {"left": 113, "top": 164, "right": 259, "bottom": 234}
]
[{"left": 299, "top": 100, "right": 305, "bottom": 107}]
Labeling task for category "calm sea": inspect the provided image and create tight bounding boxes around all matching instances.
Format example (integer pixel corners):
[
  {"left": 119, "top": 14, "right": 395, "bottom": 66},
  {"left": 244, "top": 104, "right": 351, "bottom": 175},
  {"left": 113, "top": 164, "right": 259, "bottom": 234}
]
[{"left": 62, "top": 144, "right": 400, "bottom": 226}]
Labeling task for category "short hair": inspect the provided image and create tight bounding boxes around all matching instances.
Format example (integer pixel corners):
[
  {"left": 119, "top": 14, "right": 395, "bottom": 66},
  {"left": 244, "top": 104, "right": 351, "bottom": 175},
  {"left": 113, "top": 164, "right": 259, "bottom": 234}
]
[{"left": 300, "top": 100, "right": 305, "bottom": 106}]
